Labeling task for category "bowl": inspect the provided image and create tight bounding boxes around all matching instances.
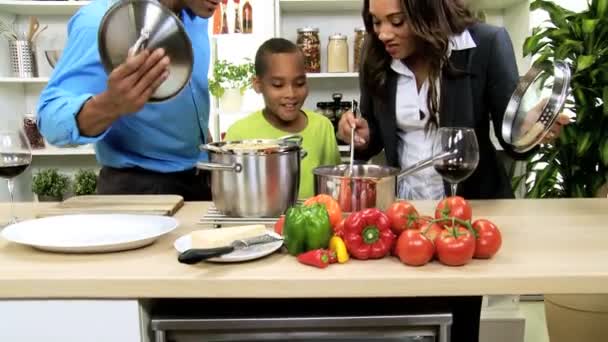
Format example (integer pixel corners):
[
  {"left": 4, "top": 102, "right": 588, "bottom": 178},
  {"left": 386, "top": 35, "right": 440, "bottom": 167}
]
[{"left": 44, "top": 50, "right": 62, "bottom": 68}]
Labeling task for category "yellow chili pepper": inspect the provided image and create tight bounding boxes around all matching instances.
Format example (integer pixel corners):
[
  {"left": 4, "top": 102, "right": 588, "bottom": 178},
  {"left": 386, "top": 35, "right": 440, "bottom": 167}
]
[{"left": 329, "top": 236, "right": 349, "bottom": 264}]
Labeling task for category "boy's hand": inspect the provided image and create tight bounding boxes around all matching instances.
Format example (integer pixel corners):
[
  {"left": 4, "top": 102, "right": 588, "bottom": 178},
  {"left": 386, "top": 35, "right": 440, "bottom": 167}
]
[{"left": 337, "top": 111, "right": 370, "bottom": 149}]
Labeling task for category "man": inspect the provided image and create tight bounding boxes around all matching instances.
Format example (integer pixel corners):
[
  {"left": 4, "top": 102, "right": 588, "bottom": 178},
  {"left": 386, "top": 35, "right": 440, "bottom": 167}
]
[{"left": 37, "top": 0, "right": 220, "bottom": 200}]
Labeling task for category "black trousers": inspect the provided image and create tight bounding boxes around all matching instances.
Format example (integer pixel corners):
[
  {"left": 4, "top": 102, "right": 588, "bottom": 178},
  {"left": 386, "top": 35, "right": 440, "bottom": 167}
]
[{"left": 97, "top": 166, "right": 212, "bottom": 201}]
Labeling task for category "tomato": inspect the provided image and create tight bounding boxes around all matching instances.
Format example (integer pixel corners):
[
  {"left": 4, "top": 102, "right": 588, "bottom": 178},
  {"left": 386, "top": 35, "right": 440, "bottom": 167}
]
[
  {"left": 395, "top": 229, "right": 435, "bottom": 266},
  {"left": 304, "top": 194, "right": 343, "bottom": 228},
  {"left": 385, "top": 201, "right": 419, "bottom": 235},
  {"left": 435, "top": 226, "right": 475, "bottom": 266},
  {"left": 420, "top": 221, "right": 443, "bottom": 243},
  {"left": 274, "top": 215, "right": 285, "bottom": 235},
  {"left": 435, "top": 196, "right": 472, "bottom": 225},
  {"left": 472, "top": 219, "right": 502, "bottom": 259}
]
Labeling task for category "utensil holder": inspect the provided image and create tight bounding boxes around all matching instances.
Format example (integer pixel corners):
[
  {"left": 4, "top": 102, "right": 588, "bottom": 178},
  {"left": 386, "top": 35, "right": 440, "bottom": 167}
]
[{"left": 9, "top": 40, "right": 38, "bottom": 78}]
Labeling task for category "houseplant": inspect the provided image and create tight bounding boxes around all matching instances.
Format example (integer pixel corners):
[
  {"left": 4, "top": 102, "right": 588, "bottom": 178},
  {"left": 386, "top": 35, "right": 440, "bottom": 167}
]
[
  {"left": 208, "top": 59, "right": 254, "bottom": 113},
  {"left": 515, "top": 0, "right": 608, "bottom": 198},
  {"left": 73, "top": 169, "right": 97, "bottom": 196},
  {"left": 31, "top": 168, "right": 70, "bottom": 202}
]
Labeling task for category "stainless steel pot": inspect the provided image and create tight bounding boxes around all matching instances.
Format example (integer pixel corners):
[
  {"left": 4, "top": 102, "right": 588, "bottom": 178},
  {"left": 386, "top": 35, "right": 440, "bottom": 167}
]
[
  {"left": 197, "top": 135, "right": 307, "bottom": 218},
  {"left": 314, "top": 152, "right": 455, "bottom": 212},
  {"left": 98, "top": 0, "right": 193, "bottom": 102}
]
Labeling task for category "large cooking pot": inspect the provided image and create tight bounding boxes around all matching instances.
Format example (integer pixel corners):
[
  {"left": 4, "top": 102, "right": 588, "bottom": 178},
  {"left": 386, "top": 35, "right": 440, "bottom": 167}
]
[
  {"left": 314, "top": 152, "right": 454, "bottom": 212},
  {"left": 197, "top": 135, "right": 307, "bottom": 218}
]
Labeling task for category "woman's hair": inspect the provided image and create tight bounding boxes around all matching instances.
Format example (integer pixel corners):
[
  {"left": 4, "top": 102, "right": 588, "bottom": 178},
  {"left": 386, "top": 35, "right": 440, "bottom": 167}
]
[{"left": 361, "top": 0, "right": 475, "bottom": 129}]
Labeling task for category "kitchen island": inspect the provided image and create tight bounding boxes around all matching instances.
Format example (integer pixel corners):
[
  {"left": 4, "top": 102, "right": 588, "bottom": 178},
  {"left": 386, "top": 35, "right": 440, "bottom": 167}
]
[{"left": 1, "top": 199, "right": 607, "bottom": 341}]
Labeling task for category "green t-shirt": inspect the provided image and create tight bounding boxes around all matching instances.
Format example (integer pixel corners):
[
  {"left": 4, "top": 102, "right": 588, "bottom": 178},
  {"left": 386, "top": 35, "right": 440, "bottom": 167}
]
[{"left": 225, "top": 110, "right": 341, "bottom": 199}]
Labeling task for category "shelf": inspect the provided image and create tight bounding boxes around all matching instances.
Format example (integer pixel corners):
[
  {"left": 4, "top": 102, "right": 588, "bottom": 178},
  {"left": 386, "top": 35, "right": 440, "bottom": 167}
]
[
  {"left": 307, "top": 72, "right": 358, "bottom": 79},
  {"left": 32, "top": 145, "right": 95, "bottom": 156},
  {"left": 468, "top": 0, "right": 528, "bottom": 10},
  {"left": 0, "top": 1, "right": 90, "bottom": 15},
  {"left": 279, "top": 0, "right": 362, "bottom": 13},
  {"left": 0, "top": 77, "right": 48, "bottom": 84}
]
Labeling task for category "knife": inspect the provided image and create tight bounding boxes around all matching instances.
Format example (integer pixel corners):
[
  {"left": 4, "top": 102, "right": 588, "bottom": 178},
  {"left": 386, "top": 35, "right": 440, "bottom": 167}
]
[{"left": 178, "top": 234, "right": 284, "bottom": 264}]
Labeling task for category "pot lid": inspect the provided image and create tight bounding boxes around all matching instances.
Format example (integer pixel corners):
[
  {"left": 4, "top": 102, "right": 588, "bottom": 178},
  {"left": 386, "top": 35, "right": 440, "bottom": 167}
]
[
  {"left": 202, "top": 135, "right": 304, "bottom": 155},
  {"left": 98, "top": 0, "right": 193, "bottom": 102},
  {"left": 501, "top": 60, "right": 571, "bottom": 153}
]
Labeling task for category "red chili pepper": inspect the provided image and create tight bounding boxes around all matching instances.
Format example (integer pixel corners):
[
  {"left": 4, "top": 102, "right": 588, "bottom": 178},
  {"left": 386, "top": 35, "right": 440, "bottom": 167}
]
[
  {"left": 327, "top": 250, "right": 338, "bottom": 264},
  {"left": 297, "top": 249, "right": 331, "bottom": 268},
  {"left": 343, "top": 208, "right": 396, "bottom": 260}
]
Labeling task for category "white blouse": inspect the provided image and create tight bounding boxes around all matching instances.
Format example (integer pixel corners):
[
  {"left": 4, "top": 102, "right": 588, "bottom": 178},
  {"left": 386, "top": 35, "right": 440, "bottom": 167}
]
[{"left": 393, "top": 30, "right": 477, "bottom": 200}]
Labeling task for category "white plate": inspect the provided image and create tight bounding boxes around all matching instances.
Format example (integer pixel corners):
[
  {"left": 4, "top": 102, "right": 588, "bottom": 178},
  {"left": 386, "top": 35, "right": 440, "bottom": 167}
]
[
  {"left": 174, "top": 231, "right": 283, "bottom": 263},
  {"left": 1, "top": 214, "right": 179, "bottom": 253}
]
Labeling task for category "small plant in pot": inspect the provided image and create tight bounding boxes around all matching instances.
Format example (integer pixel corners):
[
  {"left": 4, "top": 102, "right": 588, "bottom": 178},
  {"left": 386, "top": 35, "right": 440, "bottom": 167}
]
[
  {"left": 32, "top": 169, "right": 70, "bottom": 202},
  {"left": 73, "top": 169, "right": 97, "bottom": 196},
  {"left": 208, "top": 59, "right": 255, "bottom": 113}
]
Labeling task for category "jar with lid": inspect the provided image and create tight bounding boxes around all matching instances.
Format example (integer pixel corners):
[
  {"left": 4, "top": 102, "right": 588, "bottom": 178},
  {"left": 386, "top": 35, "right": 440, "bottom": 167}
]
[
  {"left": 354, "top": 27, "right": 366, "bottom": 72},
  {"left": 23, "top": 113, "right": 45, "bottom": 149},
  {"left": 297, "top": 27, "right": 321, "bottom": 73},
  {"left": 327, "top": 33, "right": 349, "bottom": 73}
]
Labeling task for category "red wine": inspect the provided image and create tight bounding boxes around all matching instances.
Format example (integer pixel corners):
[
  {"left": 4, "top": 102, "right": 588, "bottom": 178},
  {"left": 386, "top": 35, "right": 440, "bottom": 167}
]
[
  {"left": 434, "top": 163, "right": 476, "bottom": 184},
  {"left": 0, "top": 153, "right": 31, "bottom": 179}
]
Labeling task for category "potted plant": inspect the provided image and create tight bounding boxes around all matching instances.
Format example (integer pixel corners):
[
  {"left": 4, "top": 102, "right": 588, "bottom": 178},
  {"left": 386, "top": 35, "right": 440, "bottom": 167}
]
[
  {"left": 208, "top": 59, "right": 255, "bottom": 113},
  {"left": 31, "top": 168, "right": 70, "bottom": 202},
  {"left": 520, "top": 1, "right": 608, "bottom": 340},
  {"left": 73, "top": 169, "right": 97, "bottom": 196}
]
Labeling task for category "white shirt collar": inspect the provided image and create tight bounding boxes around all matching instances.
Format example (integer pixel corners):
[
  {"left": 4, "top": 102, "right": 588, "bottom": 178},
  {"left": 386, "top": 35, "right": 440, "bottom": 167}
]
[{"left": 390, "top": 29, "right": 477, "bottom": 77}]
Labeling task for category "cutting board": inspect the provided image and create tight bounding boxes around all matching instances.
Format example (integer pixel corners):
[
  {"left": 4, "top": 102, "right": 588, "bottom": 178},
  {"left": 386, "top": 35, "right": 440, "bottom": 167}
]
[{"left": 36, "top": 195, "right": 184, "bottom": 218}]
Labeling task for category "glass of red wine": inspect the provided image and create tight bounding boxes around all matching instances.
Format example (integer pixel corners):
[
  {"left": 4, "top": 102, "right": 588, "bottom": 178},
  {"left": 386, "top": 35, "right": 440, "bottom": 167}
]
[
  {"left": 432, "top": 127, "right": 479, "bottom": 197},
  {"left": 0, "top": 128, "right": 32, "bottom": 225}
]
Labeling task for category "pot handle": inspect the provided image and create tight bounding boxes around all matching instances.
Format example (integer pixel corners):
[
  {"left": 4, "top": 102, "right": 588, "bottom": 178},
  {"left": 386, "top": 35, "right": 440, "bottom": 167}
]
[
  {"left": 397, "top": 151, "right": 456, "bottom": 181},
  {"left": 128, "top": 28, "right": 150, "bottom": 57},
  {"left": 300, "top": 149, "right": 308, "bottom": 160},
  {"left": 278, "top": 134, "right": 303, "bottom": 146},
  {"left": 196, "top": 161, "right": 242, "bottom": 173}
]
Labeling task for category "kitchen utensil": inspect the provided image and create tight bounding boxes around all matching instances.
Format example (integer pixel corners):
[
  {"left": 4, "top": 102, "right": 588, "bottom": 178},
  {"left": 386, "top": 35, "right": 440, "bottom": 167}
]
[
  {"left": 36, "top": 195, "right": 184, "bottom": 218},
  {"left": 98, "top": 0, "right": 193, "bottom": 102},
  {"left": 173, "top": 231, "right": 283, "bottom": 263},
  {"left": 31, "top": 25, "right": 47, "bottom": 43},
  {"left": 177, "top": 233, "right": 284, "bottom": 264},
  {"left": 197, "top": 135, "right": 307, "bottom": 218},
  {"left": 348, "top": 99, "right": 358, "bottom": 175},
  {"left": 1, "top": 214, "right": 178, "bottom": 253},
  {"left": 314, "top": 151, "right": 457, "bottom": 212},
  {"left": 502, "top": 60, "right": 571, "bottom": 152},
  {"left": 26, "top": 17, "right": 39, "bottom": 42},
  {"left": 44, "top": 49, "right": 62, "bottom": 68}
]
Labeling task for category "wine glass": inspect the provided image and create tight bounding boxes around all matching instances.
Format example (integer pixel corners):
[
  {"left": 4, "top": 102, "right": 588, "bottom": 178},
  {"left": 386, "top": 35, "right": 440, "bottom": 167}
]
[
  {"left": 0, "top": 128, "right": 32, "bottom": 225},
  {"left": 432, "top": 127, "right": 479, "bottom": 197}
]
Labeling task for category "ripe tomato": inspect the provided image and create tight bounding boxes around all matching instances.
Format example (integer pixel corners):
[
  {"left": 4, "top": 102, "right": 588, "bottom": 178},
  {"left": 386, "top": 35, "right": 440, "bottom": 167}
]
[
  {"left": 435, "top": 196, "right": 472, "bottom": 225},
  {"left": 420, "top": 221, "right": 443, "bottom": 243},
  {"left": 385, "top": 201, "right": 419, "bottom": 235},
  {"left": 395, "top": 229, "right": 435, "bottom": 266},
  {"left": 472, "top": 219, "right": 502, "bottom": 259},
  {"left": 304, "top": 194, "right": 343, "bottom": 228},
  {"left": 274, "top": 215, "right": 285, "bottom": 235},
  {"left": 435, "top": 226, "right": 475, "bottom": 266}
]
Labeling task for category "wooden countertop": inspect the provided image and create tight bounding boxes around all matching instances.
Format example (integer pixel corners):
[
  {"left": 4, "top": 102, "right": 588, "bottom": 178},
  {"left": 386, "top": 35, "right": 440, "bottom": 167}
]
[{"left": 0, "top": 199, "right": 607, "bottom": 299}]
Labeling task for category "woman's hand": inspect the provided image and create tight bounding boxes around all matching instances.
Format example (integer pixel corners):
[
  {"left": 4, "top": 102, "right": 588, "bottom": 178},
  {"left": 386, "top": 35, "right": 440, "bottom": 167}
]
[
  {"left": 337, "top": 111, "right": 370, "bottom": 149},
  {"left": 542, "top": 112, "right": 571, "bottom": 144}
]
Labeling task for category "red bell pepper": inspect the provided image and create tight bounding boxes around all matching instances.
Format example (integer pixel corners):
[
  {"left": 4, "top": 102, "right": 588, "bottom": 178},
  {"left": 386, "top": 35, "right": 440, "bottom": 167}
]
[
  {"left": 297, "top": 249, "right": 332, "bottom": 268},
  {"left": 343, "top": 208, "right": 396, "bottom": 260}
]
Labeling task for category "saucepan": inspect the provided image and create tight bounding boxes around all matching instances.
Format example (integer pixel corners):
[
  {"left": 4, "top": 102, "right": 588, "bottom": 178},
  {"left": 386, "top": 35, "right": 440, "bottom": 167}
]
[{"left": 314, "top": 151, "right": 455, "bottom": 212}]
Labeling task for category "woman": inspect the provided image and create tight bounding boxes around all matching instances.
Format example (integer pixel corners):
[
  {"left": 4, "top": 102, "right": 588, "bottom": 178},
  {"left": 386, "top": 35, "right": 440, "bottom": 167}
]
[
  {"left": 339, "top": 0, "right": 569, "bottom": 200},
  {"left": 337, "top": 0, "right": 568, "bottom": 340}
]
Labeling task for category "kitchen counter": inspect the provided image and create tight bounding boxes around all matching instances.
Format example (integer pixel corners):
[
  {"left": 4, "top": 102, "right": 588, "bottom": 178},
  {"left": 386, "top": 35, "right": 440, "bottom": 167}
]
[{"left": 0, "top": 199, "right": 607, "bottom": 299}]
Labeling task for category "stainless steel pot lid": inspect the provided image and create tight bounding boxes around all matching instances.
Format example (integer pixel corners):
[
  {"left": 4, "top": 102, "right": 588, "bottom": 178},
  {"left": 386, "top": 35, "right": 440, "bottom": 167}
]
[
  {"left": 98, "top": 0, "right": 193, "bottom": 102},
  {"left": 502, "top": 60, "right": 571, "bottom": 152},
  {"left": 202, "top": 135, "right": 304, "bottom": 155}
]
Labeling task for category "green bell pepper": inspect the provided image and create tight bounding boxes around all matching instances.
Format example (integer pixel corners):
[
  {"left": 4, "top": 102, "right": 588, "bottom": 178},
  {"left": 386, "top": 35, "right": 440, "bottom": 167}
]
[{"left": 283, "top": 203, "right": 332, "bottom": 256}]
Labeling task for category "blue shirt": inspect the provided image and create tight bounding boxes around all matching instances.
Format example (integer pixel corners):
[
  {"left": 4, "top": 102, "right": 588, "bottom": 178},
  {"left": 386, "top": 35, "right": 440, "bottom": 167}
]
[{"left": 37, "top": 0, "right": 210, "bottom": 172}]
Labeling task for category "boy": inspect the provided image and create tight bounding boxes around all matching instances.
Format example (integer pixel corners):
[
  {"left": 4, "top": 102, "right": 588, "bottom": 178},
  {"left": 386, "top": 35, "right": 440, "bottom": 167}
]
[{"left": 225, "top": 38, "right": 341, "bottom": 199}]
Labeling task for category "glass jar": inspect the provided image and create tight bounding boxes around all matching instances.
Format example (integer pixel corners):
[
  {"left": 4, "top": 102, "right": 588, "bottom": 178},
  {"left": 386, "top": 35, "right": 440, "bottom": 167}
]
[
  {"left": 327, "top": 33, "right": 348, "bottom": 73},
  {"left": 354, "top": 27, "right": 366, "bottom": 72},
  {"left": 297, "top": 27, "right": 321, "bottom": 73},
  {"left": 23, "top": 113, "right": 45, "bottom": 149}
]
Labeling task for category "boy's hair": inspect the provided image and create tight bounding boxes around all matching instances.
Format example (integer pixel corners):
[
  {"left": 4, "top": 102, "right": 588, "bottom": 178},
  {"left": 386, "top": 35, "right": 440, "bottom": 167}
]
[{"left": 254, "top": 38, "right": 300, "bottom": 76}]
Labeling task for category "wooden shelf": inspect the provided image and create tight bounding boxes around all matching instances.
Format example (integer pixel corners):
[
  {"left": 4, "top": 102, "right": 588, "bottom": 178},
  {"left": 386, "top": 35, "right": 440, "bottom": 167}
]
[
  {"left": 0, "top": 1, "right": 90, "bottom": 15},
  {"left": 0, "top": 77, "right": 49, "bottom": 84},
  {"left": 307, "top": 72, "right": 358, "bottom": 79},
  {"left": 32, "top": 145, "right": 95, "bottom": 156},
  {"left": 279, "top": 0, "right": 362, "bottom": 13}
]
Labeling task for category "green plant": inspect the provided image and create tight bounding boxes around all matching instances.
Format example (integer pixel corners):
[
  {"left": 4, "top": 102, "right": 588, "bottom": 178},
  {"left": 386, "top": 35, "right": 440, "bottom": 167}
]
[
  {"left": 32, "top": 169, "right": 70, "bottom": 199},
  {"left": 208, "top": 59, "right": 255, "bottom": 99},
  {"left": 515, "top": 0, "right": 608, "bottom": 198},
  {"left": 73, "top": 169, "right": 97, "bottom": 196}
]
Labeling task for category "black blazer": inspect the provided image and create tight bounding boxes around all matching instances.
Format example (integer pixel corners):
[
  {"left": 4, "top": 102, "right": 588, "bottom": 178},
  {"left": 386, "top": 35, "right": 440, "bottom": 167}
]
[{"left": 357, "top": 23, "right": 532, "bottom": 200}]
